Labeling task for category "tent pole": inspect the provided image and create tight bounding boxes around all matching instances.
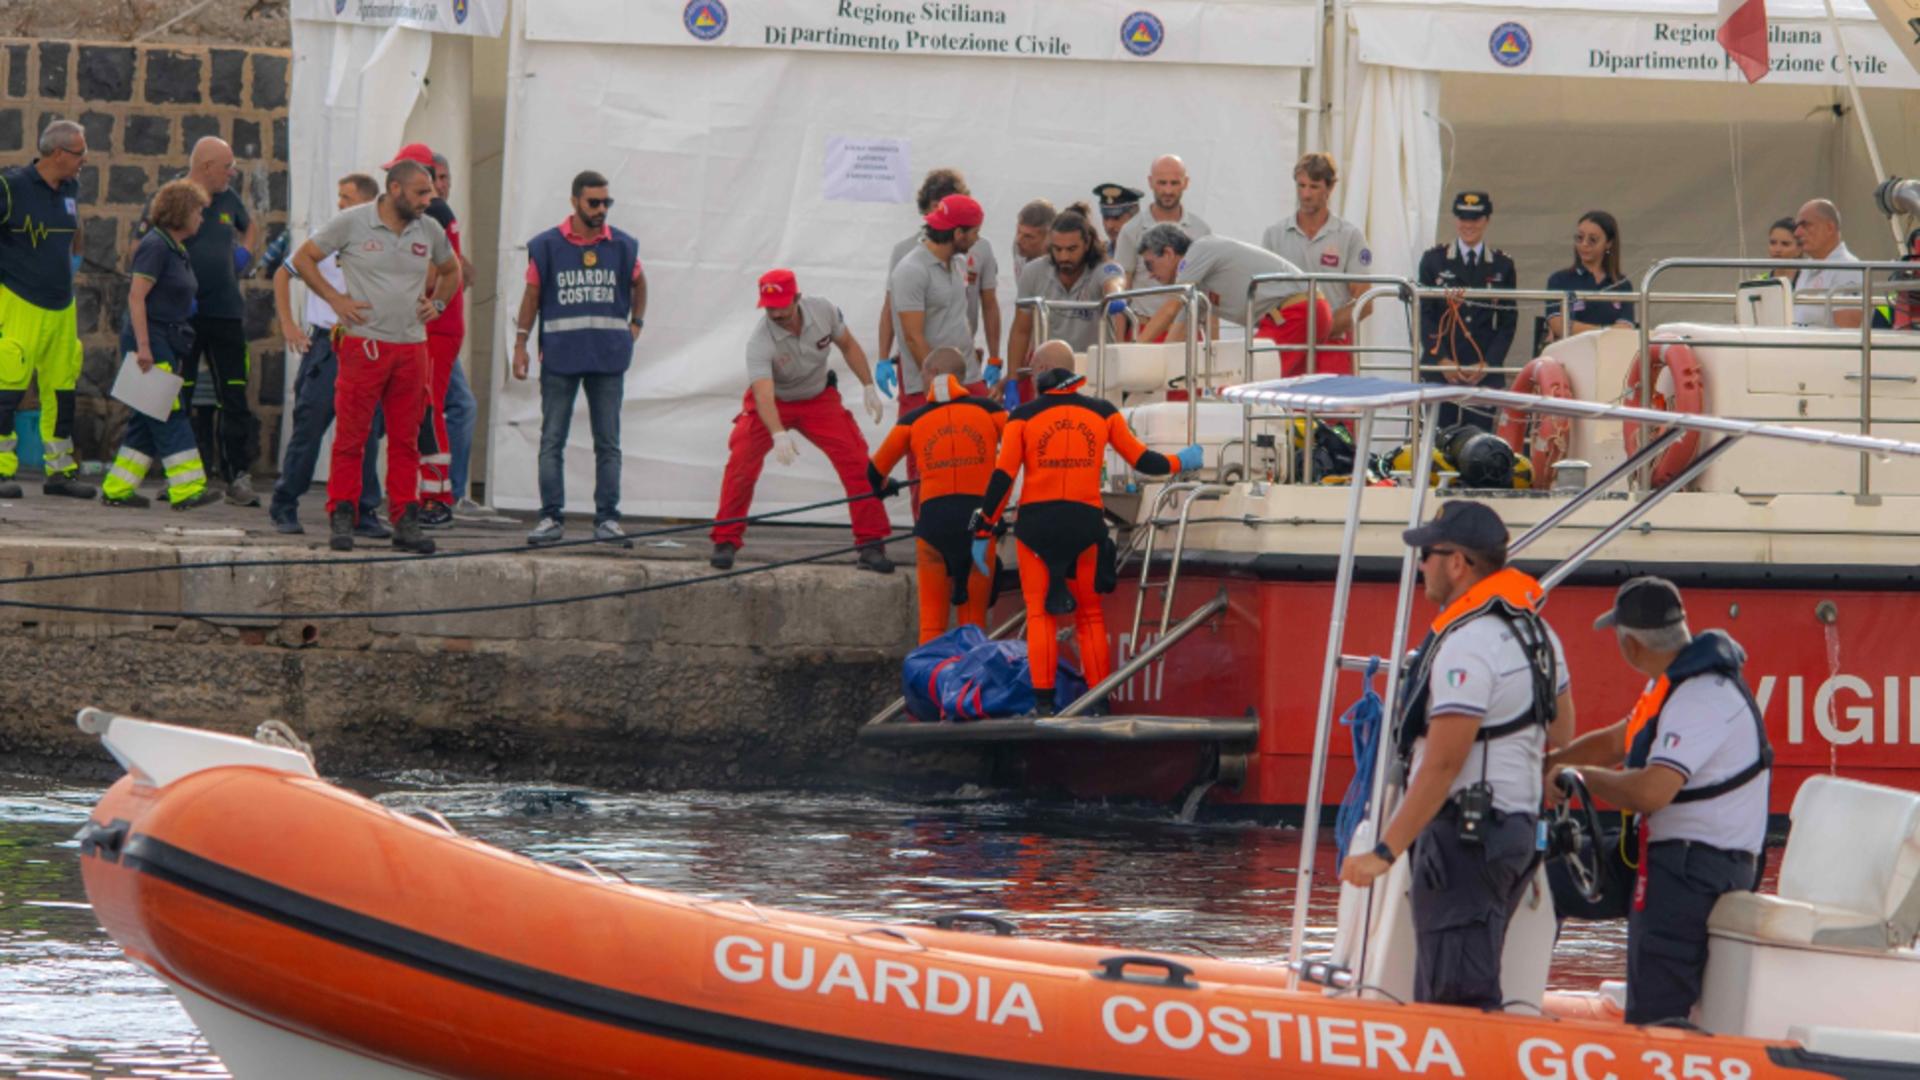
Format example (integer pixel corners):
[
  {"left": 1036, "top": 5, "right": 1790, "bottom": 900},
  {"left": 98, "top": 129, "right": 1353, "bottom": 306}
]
[
  {"left": 1823, "top": 0, "right": 1904, "bottom": 248},
  {"left": 1329, "top": 0, "right": 1348, "bottom": 165},
  {"left": 1304, "top": 0, "right": 1326, "bottom": 152}
]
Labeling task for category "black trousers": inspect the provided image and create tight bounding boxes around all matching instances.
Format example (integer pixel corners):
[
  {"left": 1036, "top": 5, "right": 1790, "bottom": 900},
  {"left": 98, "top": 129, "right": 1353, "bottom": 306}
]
[
  {"left": 1626, "top": 840, "right": 1756, "bottom": 1025},
  {"left": 184, "top": 315, "right": 256, "bottom": 481},
  {"left": 1410, "top": 808, "right": 1538, "bottom": 1009}
]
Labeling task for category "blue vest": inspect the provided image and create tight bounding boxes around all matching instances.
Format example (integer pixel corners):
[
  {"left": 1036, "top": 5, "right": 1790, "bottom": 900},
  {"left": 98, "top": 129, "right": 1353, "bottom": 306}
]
[{"left": 530, "top": 225, "right": 639, "bottom": 375}]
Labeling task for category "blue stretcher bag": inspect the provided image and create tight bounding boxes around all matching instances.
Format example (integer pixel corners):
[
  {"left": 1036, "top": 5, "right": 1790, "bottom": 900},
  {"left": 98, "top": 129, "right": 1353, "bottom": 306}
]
[{"left": 901, "top": 625, "right": 1089, "bottom": 722}]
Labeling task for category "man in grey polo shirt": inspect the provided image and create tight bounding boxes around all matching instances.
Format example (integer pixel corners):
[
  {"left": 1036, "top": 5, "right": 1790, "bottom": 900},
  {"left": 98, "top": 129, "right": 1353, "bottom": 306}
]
[
  {"left": 1261, "top": 151, "right": 1373, "bottom": 340},
  {"left": 291, "top": 158, "right": 459, "bottom": 554},
  {"left": 1114, "top": 155, "right": 1210, "bottom": 319},
  {"left": 1138, "top": 227, "right": 1352, "bottom": 378},
  {"left": 710, "top": 269, "right": 892, "bottom": 573},
  {"left": 1005, "top": 203, "right": 1125, "bottom": 398}
]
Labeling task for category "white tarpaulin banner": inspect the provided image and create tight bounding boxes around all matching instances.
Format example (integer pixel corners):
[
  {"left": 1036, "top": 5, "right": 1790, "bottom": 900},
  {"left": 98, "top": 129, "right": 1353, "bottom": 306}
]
[
  {"left": 291, "top": 0, "right": 505, "bottom": 37},
  {"left": 527, "top": 0, "right": 1317, "bottom": 68},
  {"left": 488, "top": 32, "right": 1306, "bottom": 520},
  {"left": 1351, "top": 0, "right": 1920, "bottom": 87}
]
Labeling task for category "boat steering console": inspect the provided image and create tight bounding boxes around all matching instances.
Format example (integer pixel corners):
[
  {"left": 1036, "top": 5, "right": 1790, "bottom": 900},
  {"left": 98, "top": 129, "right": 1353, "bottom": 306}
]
[{"left": 1548, "top": 767, "right": 1608, "bottom": 905}]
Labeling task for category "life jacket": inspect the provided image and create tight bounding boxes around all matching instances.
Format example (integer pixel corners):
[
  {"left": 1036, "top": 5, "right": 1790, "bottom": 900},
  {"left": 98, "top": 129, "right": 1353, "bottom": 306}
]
[
  {"left": 1394, "top": 567, "right": 1556, "bottom": 763},
  {"left": 529, "top": 223, "right": 640, "bottom": 376},
  {"left": 1623, "top": 630, "right": 1772, "bottom": 804}
]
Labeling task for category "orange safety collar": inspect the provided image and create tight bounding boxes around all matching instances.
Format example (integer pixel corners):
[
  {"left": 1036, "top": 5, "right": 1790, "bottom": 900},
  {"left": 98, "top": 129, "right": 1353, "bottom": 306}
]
[
  {"left": 1624, "top": 675, "right": 1672, "bottom": 749},
  {"left": 1430, "top": 566, "right": 1544, "bottom": 633}
]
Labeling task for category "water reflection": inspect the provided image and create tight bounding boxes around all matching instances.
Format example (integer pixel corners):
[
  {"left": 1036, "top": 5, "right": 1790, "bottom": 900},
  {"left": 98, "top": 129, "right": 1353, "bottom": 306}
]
[{"left": 0, "top": 776, "right": 1640, "bottom": 1077}]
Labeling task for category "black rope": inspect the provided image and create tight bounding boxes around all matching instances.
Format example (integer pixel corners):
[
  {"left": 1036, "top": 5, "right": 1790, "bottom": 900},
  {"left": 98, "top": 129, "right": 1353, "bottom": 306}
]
[
  {"left": 0, "top": 528, "right": 916, "bottom": 622},
  {"left": 0, "top": 484, "right": 916, "bottom": 590}
]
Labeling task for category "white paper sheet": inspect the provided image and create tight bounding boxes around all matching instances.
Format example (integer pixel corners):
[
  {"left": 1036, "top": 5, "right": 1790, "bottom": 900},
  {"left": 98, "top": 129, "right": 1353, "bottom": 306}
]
[{"left": 110, "top": 352, "right": 184, "bottom": 423}]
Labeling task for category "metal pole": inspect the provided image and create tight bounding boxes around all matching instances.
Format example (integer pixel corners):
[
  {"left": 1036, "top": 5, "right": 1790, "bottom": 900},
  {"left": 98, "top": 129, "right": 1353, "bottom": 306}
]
[
  {"left": 1286, "top": 405, "right": 1378, "bottom": 987},
  {"left": 1861, "top": 267, "right": 1875, "bottom": 496},
  {"left": 1058, "top": 592, "right": 1228, "bottom": 717},
  {"left": 1185, "top": 290, "right": 1200, "bottom": 445},
  {"left": 1159, "top": 484, "right": 1228, "bottom": 638},
  {"left": 1507, "top": 428, "right": 1684, "bottom": 555},
  {"left": 1094, "top": 296, "right": 1110, "bottom": 402},
  {"left": 1538, "top": 438, "right": 1739, "bottom": 593}
]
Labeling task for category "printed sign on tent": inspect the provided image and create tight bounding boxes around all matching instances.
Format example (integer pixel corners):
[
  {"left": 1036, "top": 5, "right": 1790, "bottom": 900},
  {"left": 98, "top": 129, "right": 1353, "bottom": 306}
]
[
  {"left": 291, "top": 0, "right": 506, "bottom": 37},
  {"left": 823, "top": 138, "right": 911, "bottom": 204}
]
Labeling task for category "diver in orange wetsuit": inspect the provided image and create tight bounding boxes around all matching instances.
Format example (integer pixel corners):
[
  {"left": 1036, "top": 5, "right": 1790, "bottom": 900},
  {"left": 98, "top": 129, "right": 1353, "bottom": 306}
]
[
  {"left": 869, "top": 348, "right": 1007, "bottom": 644},
  {"left": 970, "top": 342, "right": 1202, "bottom": 715}
]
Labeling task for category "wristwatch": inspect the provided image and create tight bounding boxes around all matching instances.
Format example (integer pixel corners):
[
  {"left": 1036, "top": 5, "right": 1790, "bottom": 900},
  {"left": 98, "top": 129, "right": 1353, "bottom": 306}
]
[
  {"left": 630, "top": 316, "right": 645, "bottom": 329},
  {"left": 430, "top": 298, "right": 447, "bottom": 314},
  {"left": 1372, "top": 841, "right": 1397, "bottom": 864}
]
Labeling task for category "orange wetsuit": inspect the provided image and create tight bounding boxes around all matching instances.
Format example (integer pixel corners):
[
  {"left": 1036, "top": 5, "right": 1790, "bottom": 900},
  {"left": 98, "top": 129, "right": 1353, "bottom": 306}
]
[
  {"left": 977, "top": 381, "right": 1177, "bottom": 704},
  {"left": 870, "top": 375, "right": 1007, "bottom": 644}
]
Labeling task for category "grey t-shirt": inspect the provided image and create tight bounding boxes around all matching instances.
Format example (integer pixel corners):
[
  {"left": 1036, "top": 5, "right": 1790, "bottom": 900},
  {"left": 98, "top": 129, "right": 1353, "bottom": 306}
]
[
  {"left": 1116, "top": 208, "right": 1210, "bottom": 318},
  {"left": 889, "top": 243, "right": 976, "bottom": 393},
  {"left": 1016, "top": 257, "right": 1123, "bottom": 353},
  {"left": 1175, "top": 236, "right": 1303, "bottom": 327},
  {"left": 1261, "top": 213, "right": 1370, "bottom": 295},
  {"left": 888, "top": 233, "right": 998, "bottom": 348},
  {"left": 746, "top": 296, "right": 845, "bottom": 402},
  {"left": 308, "top": 200, "right": 452, "bottom": 345}
]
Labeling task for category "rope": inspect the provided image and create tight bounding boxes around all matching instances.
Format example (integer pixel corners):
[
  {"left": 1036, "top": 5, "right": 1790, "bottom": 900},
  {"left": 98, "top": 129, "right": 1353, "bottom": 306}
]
[
  {"left": 0, "top": 529, "right": 916, "bottom": 622},
  {"left": 0, "top": 484, "right": 915, "bottom": 591},
  {"left": 1425, "top": 289, "right": 1488, "bottom": 386}
]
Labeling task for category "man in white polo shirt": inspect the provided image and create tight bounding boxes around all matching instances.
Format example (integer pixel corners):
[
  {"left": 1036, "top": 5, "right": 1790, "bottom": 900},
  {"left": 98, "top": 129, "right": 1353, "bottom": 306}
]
[
  {"left": 1791, "top": 198, "right": 1865, "bottom": 328},
  {"left": 1550, "top": 576, "right": 1770, "bottom": 1026},
  {"left": 709, "top": 269, "right": 893, "bottom": 575}
]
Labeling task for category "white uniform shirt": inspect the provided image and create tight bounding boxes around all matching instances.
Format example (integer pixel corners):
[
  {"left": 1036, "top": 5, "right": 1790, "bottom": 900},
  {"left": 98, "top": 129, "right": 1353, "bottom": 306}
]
[
  {"left": 303, "top": 253, "right": 347, "bottom": 330},
  {"left": 1414, "top": 612, "right": 1571, "bottom": 815},
  {"left": 1260, "top": 213, "right": 1371, "bottom": 296},
  {"left": 1793, "top": 242, "right": 1862, "bottom": 327},
  {"left": 1644, "top": 674, "right": 1770, "bottom": 854}
]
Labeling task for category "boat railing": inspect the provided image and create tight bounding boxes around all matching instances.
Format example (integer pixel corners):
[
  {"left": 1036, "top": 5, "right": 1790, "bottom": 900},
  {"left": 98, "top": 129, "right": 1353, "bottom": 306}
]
[{"left": 1017, "top": 283, "right": 1215, "bottom": 446}]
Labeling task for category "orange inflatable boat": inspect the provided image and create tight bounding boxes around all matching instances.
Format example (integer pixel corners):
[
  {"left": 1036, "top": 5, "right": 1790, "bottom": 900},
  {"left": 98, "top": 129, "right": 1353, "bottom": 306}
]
[{"left": 76, "top": 710, "right": 1920, "bottom": 1078}]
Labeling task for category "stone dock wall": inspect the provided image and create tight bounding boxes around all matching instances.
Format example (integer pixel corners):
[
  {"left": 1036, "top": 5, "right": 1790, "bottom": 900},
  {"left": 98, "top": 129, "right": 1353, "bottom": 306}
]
[{"left": 0, "top": 539, "right": 987, "bottom": 791}]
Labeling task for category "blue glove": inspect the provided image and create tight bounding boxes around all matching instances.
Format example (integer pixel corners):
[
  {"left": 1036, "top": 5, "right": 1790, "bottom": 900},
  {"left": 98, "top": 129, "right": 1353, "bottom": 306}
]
[
  {"left": 71, "top": 254, "right": 83, "bottom": 275},
  {"left": 971, "top": 536, "right": 992, "bottom": 577},
  {"left": 875, "top": 358, "right": 898, "bottom": 398},
  {"left": 1175, "top": 444, "right": 1205, "bottom": 473},
  {"left": 982, "top": 358, "right": 1005, "bottom": 390},
  {"left": 1005, "top": 379, "right": 1022, "bottom": 410},
  {"left": 1106, "top": 297, "right": 1129, "bottom": 316},
  {"left": 232, "top": 246, "right": 252, "bottom": 275}
]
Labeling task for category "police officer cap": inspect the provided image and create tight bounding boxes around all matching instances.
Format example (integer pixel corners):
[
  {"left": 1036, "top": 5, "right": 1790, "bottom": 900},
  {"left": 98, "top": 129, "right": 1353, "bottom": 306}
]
[
  {"left": 1453, "top": 191, "right": 1493, "bottom": 220},
  {"left": 1094, "top": 183, "right": 1144, "bottom": 217},
  {"left": 1402, "top": 499, "right": 1507, "bottom": 553},
  {"left": 1594, "top": 576, "right": 1686, "bottom": 631}
]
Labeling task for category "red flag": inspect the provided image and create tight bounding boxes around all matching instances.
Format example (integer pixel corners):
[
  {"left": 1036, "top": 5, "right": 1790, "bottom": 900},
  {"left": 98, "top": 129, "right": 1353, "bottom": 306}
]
[{"left": 1718, "top": 0, "right": 1771, "bottom": 82}]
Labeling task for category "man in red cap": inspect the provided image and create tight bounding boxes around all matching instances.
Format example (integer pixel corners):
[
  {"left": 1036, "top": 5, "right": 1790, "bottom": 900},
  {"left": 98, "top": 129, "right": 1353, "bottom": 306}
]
[
  {"left": 709, "top": 270, "right": 893, "bottom": 573},
  {"left": 886, "top": 192, "right": 994, "bottom": 514}
]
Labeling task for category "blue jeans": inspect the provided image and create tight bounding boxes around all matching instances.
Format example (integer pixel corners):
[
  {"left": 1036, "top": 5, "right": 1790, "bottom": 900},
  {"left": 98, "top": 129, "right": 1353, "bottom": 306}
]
[
  {"left": 444, "top": 359, "right": 476, "bottom": 500},
  {"left": 270, "top": 329, "right": 381, "bottom": 519},
  {"left": 538, "top": 369, "right": 623, "bottom": 523}
]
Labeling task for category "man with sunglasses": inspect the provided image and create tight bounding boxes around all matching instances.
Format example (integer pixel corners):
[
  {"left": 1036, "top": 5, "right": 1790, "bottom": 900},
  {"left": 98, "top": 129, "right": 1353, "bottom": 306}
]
[
  {"left": 1340, "top": 500, "right": 1575, "bottom": 1008},
  {"left": 514, "top": 171, "right": 647, "bottom": 547},
  {"left": 0, "top": 119, "right": 89, "bottom": 499}
]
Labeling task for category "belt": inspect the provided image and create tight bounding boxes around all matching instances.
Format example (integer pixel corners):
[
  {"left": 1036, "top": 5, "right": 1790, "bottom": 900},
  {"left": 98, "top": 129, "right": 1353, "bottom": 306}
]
[{"left": 1648, "top": 838, "right": 1756, "bottom": 865}]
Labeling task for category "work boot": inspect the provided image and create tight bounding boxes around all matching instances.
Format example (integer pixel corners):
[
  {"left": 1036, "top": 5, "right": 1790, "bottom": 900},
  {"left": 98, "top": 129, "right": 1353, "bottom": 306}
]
[
  {"left": 269, "top": 508, "right": 304, "bottom": 534},
  {"left": 225, "top": 474, "right": 260, "bottom": 507},
  {"left": 1044, "top": 576, "right": 1077, "bottom": 615},
  {"left": 709, "top": 542, "right": 737, "bottom": 570},
  {"left": 102, "top": 492, "right": 152, "bottom": 509},
  {"left": 0, "top": 480, "right": 21, "bottom": 499},
  {"left": 171, "top": 489, "right": 222, "bottom": 512},
  {"left": 43, "top": 475, "right": 95, "bottom": 499},
  {"left": 527, "top": 517, "right": 565, "bottom": 547},
  {"left": 594, "top": 519, "right": 634, "bottom": 550},
  {"left": 329, "top": 505, "right": 355, "bottom": 552},
  {"left": 419, "top": 501, "right": 454, "bottom": 530},
  {"left": 856, "top": 544, "right": 895, "bottom": 575},
  {"left": 392, "top": 505, "right": 436, "bottom": 555},
  {"left": 354, "top": 515, "right": 392, "bottom": 540},
  {"left": 1030, "top": 687, "right": 1057, "bottom": 718}
]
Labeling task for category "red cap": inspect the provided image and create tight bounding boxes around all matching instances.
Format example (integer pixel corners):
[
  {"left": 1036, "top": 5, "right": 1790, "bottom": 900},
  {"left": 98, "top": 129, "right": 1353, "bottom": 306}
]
[
  {"left": 757, "top": 268, "right": 799, "bottom": 309},
  {"left": 924, "top": 194, "right": 984, "bottom": 230},
  {"left": 383, "top": 143, "right": 436, "bottom": 171}
]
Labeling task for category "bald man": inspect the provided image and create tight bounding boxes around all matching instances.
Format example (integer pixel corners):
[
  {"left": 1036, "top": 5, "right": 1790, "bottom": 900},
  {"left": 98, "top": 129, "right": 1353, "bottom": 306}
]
[
  {"left": 145, "top": 137, "right": 262, "bottom": 504},
  {"left": 1791, "top": 199, "right": 1864, "bottom": 329},
  {"left": 1112, "top": 156, "right": 1211, "bottom": 322}
]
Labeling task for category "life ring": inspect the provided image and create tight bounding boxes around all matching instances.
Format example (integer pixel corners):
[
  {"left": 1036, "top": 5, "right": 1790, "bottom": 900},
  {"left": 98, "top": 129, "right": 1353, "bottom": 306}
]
[
  {"left": 1623, "top": 340, "right": 1705, "bottom": 488},
  {"left": 1496, "top": 356, "right": 1576, "bottom": 483}
]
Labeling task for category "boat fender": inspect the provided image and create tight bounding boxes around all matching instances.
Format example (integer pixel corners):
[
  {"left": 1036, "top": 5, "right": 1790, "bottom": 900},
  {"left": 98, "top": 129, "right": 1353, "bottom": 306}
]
[
  {"left": 1496, "top": 356, "right": 1575, "bottom": 482},
  {"left": 1623, "top": 340, "right": 1705, "bottom": 488}
]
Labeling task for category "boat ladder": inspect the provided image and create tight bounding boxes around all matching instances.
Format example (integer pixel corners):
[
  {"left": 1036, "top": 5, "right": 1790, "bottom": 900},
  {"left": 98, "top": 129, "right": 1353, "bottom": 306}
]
[{"left": 1126, "top": 482, "right": 1228, "bottom": 652}]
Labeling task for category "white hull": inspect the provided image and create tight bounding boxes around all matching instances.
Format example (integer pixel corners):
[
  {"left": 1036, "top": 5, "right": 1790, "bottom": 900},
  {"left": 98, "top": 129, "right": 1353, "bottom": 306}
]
[{"left": 163, "top": 976, "right": 439, "bottom": 1080}]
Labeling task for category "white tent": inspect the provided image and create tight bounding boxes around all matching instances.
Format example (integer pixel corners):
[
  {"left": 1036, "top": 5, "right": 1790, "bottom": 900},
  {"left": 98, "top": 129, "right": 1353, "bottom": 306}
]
[
  {"left": 1334, "top": 0, "right": 1920, "bottom": 354},
  {"left": 489, "top": 0, "right": 1319, "bottom": 521}
]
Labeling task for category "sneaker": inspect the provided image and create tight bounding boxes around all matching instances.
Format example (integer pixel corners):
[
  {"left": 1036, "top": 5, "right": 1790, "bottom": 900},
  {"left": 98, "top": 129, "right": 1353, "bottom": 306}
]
[
  {"left": 0, "top": 481, "right": 20, "bottom": 499},
  {"left": 269, "top": 509, "right": 304, "bottom": 534},
  {"left": 453, "top": 496, "right": 491, "bottom": 521},
  {"left": 43, "top": 475, "right": 95, "bottom": 499},
  {"left": 527, "top": 517, "right": 565, "bottom": 547},
  {"left": 856, "top": 544, "right": 896, "bottom": 575},
  {"left": 419, "top": 501, "right": 454, "bottom": 530},
  {"left": 224, "top": 475, "right": 260, "bottom": 507},
  {"left": 329, "top": 505, "right": 355, "bottom": 552},
  {"left": 170, "top": 488, "right": 222, "bottom": 512},
  {"left": 593, "top": 519, "right": 634, "bottom": 549},
  {"left": 103, "top": 492, "right": 152, "bottom": 509},
  {"left": 392, "top": 504, "right": 436, "bottom": 554},
  {"left": 709, "top": 542, "right": 737, "bottom": 570},
  {"left": 353, "top": 515, "right": 392, "bottom": 540}
]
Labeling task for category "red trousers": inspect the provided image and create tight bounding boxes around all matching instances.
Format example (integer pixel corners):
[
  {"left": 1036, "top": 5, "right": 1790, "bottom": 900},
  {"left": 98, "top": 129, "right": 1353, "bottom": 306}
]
[
  {"left": 711, "top": 384, "right": 891, "bottom": 549},
  {"left": 897, "top": 380, "right": 989, "bottom": 517},
  {"left": 1258, "top": 296, "right": 1353, "bottom": 378},
  {"left": 417, "top": 332, "right": 462, "bottom": 506},
  {"left": 1017, "top": 541, "right": 1110, "bottom": 693},
  {"left": 328, "top": 335, "right": 427, "bottom": 519}
]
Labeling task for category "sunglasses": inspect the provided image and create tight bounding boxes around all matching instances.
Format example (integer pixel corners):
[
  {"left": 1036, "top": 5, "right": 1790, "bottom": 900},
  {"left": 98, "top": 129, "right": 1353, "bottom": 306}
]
[
  {"left": 584, "top": 197, "right": 615, "bottom": 210},
  {"left": 1420, "top": 546, "right": 1467, "bottom": 563}
]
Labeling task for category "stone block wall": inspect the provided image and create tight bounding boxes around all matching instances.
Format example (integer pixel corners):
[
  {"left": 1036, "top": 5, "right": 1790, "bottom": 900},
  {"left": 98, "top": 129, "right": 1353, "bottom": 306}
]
[{"left": 0, "top": 39, "right": 291, "bottom": 472}]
